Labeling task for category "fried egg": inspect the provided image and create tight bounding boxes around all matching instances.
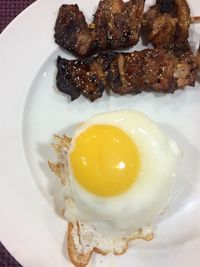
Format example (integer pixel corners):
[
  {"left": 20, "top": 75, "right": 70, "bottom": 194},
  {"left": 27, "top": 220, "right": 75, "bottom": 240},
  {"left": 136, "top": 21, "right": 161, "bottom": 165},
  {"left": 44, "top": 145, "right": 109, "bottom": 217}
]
[
  {"left": 63, "top": 110, "right": 181, "bottom": 234},
  {"left": 49, "top": 110, "right": 182, "bottom": 260}
]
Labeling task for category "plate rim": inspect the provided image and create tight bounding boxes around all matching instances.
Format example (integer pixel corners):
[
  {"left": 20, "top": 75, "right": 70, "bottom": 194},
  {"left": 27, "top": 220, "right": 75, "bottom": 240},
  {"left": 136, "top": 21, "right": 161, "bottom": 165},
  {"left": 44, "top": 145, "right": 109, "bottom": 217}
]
[{"left": 0, "top": 0, "right": 200, "bottom": 267}]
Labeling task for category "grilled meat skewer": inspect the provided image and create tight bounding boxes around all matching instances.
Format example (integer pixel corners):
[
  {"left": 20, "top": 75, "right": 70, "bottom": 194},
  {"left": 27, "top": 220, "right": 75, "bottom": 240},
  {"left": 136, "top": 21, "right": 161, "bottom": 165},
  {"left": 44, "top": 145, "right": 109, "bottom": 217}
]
[
  {"left": 56, "top": 41, "right": 198, "bottom": 102},
  {"left": 54, "top": 0, "right": 145, "bottom": 58}
]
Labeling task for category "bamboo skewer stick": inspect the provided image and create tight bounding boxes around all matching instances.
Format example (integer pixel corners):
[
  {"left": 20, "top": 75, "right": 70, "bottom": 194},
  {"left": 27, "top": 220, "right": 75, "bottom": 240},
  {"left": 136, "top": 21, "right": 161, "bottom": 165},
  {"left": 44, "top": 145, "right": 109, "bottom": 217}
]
[{"left": 191, "top": 16, "right": 200, "bottom": 23}]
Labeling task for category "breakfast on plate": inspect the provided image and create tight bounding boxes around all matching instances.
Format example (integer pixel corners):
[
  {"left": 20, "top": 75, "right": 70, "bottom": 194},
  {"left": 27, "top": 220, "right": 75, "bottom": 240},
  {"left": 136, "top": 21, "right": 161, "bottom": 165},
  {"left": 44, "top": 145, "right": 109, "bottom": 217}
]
[
  {"left": 49, "top": 110, "right": 182, "bottom": 267},
  {"left": 54, "top": 0, "right": 200, "bottom": 102},
  {"left": 50, "top": 0, "right": 199, "bottom": 266},
  {"left": 55, "top": 0, "right": 145, "bottom": 57},
  {"left": 56, "top": 41, "right": 198, "bottom": 101}
]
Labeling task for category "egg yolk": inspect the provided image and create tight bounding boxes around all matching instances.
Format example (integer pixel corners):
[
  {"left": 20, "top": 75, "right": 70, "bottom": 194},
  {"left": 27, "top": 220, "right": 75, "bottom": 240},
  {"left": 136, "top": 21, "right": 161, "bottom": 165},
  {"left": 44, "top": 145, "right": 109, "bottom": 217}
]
[{"left": 69, "top": 125, "right": 140, "bottom": 197}]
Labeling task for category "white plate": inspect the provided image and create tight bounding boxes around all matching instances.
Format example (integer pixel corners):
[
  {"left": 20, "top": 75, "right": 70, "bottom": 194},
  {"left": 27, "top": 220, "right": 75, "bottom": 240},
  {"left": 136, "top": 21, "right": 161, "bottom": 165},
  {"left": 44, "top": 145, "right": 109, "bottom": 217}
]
[{"left": 1, "top": 0, "right": 200, "bottom": 266}]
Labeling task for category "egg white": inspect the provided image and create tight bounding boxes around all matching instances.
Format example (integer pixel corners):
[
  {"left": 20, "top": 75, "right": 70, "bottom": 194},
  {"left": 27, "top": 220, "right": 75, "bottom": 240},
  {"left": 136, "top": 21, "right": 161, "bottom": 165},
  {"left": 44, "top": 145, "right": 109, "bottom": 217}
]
[{"left": 64, "top": 110, "right": 181, "bottom": 236}]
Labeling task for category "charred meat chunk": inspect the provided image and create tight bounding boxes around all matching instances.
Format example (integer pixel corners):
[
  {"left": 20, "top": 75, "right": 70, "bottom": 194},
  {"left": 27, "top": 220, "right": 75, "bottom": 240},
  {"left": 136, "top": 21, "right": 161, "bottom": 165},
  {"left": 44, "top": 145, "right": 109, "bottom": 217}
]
[
  {"left": 142, "top": 0, "right": 191, "bottom": 47},
  {"left": 56, "top": 55, "right": 107, "bottom": 101},
  {"left": 54, "top": 5, "right": 96, "bottom": 58}
]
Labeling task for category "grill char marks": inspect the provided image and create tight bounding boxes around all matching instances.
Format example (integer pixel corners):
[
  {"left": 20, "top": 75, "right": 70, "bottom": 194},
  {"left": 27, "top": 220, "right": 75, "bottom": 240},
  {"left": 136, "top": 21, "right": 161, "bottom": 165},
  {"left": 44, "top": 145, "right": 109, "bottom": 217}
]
[
  {"left": 54, "top": 0, "right": 145, "bottom": 57},
  {"left": 56, "top": 56, "right": 81, "bottom": 101},
  {"left": 56, "top": 41, "right": 198, "bottom": 101},
  {"left": 56, "top": 56, "right": 106, "bottom": 101}
]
